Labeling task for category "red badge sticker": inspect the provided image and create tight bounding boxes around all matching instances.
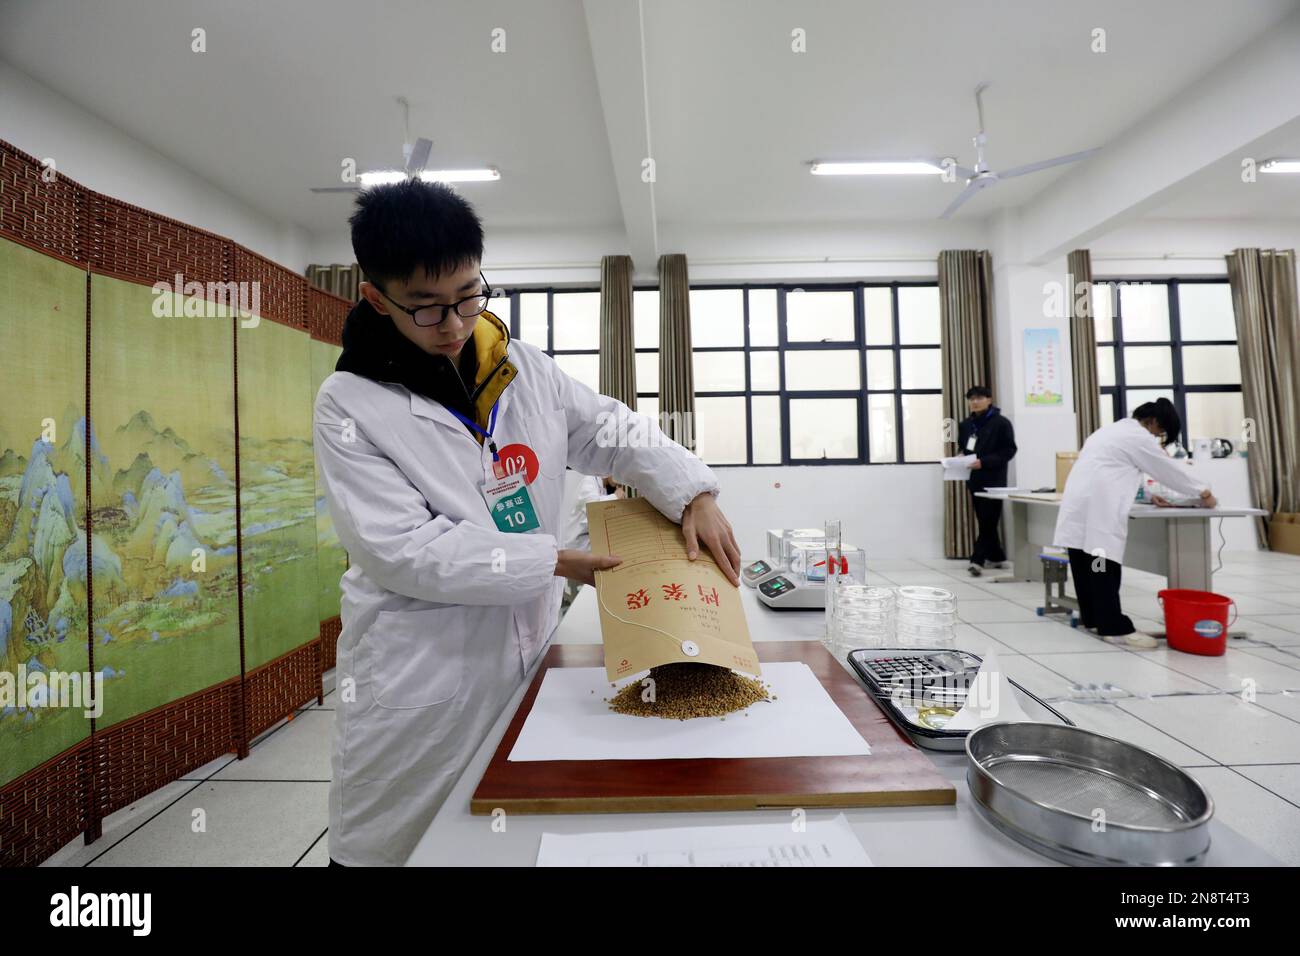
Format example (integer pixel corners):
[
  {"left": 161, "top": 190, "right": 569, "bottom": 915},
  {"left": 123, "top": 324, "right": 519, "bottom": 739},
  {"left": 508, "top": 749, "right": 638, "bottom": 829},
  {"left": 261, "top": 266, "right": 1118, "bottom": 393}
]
[{"left": 494, "top": 443, "right": 540, "bottom": 484}]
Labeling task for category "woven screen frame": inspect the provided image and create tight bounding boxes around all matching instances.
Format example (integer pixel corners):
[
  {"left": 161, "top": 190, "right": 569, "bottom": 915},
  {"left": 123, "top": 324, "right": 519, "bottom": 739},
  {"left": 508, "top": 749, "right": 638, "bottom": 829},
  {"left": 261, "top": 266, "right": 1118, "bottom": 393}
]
[
  {"left": 308, "top": 284, "right": 349, "bottom": 345},
  {"left": 91, "top": 679, "right": 242, "bottom": 820},
  {"left": 88, "top": 192, "right": 231, "bottom": 287},
  {"left": 0, "top": 742, "right": 90, "bottom": 867},
  {"left": 0, "top": 140, "right": 89, "bottom": 264}
]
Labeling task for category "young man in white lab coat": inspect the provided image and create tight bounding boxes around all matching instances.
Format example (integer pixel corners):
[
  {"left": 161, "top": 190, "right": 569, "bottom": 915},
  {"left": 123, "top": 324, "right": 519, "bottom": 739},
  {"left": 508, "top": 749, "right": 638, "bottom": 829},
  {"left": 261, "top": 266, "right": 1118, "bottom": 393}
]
[
  {"left": 1053, "top": 398, "right": 1216, "bottom": 649},
  {"left": 313, "top": 181, "right": 742, "bottom": 866}
]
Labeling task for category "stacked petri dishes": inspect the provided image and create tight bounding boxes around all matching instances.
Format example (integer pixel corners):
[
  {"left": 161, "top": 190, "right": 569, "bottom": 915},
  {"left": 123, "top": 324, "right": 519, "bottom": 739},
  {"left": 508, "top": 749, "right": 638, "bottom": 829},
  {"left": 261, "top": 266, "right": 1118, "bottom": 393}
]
[
  {"left": 830, "top": 585, "right": 896, "bottom": 655},
  {"left": 893, "top": 585, "right": 958, "bottom": 648}
]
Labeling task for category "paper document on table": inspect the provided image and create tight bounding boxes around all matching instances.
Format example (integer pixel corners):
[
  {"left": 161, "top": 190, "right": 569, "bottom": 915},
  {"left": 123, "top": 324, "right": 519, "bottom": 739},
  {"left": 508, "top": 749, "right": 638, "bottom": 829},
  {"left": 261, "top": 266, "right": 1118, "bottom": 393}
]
[
  {"left": 506, "top": 662, "right": 871, "bottom": 761},
  {"left": 941, "top": 454, "right": 978, "bottom": 481},
  {"left": 586, "top": 497, "right": 758, "bottom": 680},
  {"left": 945, "top": 650, "right": 1032, "bottom": 731},
  {"left": 537, "top": 813, "right": 873, "bottom": 867}
]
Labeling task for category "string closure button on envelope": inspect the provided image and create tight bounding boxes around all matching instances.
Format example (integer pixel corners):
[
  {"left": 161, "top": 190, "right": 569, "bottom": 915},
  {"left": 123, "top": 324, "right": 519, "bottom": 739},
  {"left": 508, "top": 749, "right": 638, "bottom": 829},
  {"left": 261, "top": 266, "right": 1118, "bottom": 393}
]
[{"left": 681, "top": 640, "right": 700, "bottom": 657}]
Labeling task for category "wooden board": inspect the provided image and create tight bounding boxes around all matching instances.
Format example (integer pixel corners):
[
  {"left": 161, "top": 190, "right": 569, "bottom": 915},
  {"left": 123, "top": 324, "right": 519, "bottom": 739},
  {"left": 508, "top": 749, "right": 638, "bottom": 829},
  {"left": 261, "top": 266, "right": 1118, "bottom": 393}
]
[{"left": 470, "top": 641, "right": 956, "bottom": 814}]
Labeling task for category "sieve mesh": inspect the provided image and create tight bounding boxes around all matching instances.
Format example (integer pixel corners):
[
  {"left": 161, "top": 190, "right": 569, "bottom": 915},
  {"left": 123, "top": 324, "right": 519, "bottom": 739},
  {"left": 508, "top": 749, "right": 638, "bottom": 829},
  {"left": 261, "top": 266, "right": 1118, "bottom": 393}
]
[{"left": 990, "top": 760, "right": 1189, "bottom": 827}]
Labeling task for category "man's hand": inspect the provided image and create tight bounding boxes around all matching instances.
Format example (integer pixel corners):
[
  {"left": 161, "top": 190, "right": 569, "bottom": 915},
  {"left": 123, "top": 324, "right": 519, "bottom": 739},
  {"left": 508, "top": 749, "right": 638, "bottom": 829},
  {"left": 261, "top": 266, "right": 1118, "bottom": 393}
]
[
  {"left": 681, "top": 492, "right": 741, "bottom": 586},
  {"left": 1198, "top": 489, "right": 1218, "bottom": 509},
  {"left": 970, "top": 459, "right": 982, "bottom": 470},
  {"left": 1151, "top": 494, "right": 1173, "bottom": 507},
  {"left": 555, "top": 549, "right": 621, "bottom": 585}
]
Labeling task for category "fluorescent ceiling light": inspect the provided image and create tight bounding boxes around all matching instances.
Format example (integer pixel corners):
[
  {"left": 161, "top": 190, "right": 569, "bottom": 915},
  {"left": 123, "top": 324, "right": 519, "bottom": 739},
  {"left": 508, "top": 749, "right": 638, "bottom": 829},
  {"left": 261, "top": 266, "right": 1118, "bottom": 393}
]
[
  {"left": 419, "top": 168, "right": 501, "bottom": 183},
  {"left": 810, "top": 161, "right": 943, "bottom": 176},
  {"left": 358, "top": 168, "right": 501, "bottom": 187},
  {"left": 1259, "top": 159, "right": 1300, "bottom": 174},
  {"left": 357, "top": 170, "right": 407, "bottom": 187}
]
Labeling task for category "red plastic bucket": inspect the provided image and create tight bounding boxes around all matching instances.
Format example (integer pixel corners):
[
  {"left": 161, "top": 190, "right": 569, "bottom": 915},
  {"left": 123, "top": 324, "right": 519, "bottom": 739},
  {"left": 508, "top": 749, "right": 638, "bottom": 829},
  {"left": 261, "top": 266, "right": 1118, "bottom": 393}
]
[{"left": 1159, "top": 589, "right": 1236, "bottom": 656}]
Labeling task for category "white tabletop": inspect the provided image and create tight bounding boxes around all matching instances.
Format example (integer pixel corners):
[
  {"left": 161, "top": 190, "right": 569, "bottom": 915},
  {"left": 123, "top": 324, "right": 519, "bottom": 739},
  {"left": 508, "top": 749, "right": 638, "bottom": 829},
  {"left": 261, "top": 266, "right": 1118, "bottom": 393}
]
[
  {"left": 975, "top": 491, "right": 1266, "bottom": 519},
  {"left": 406, "top": 585, "right": 1278, "bottom": 866}
]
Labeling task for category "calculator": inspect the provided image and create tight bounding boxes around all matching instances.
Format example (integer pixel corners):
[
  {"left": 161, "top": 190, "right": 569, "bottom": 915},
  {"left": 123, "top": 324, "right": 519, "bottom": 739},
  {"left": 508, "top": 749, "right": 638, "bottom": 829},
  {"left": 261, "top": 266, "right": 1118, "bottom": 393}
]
[
  {"left": 855, "top": 650, "right": 982, "bottom": 694},
  {"left": 847, "top": 648, "right": 1073, "bottom": 750}
]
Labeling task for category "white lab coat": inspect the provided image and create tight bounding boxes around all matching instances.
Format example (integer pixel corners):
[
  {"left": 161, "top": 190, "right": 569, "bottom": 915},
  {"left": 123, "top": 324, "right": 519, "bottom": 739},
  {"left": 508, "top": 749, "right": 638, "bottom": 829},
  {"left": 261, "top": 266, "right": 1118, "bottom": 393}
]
[
  {"left": 562, "top": 473, "right": 616, "bottom": 552},
  {"left": 1053, "top": 417, "right": 1209, "bottom": 565},
  {"left": 313, "top": 340, "right": 718, "bottom": 866}
]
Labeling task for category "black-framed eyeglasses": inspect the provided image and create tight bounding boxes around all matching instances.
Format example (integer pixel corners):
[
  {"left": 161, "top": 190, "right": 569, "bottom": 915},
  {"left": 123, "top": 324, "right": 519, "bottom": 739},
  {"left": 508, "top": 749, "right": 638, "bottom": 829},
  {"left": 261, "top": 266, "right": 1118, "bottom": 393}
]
[{"left": 373, "top": 273, "right": 493, "bottom": 327}]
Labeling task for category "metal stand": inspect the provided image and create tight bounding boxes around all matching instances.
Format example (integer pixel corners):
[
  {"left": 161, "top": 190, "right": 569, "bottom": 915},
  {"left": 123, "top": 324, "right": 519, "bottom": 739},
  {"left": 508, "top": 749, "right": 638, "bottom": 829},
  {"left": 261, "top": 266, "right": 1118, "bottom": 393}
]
[{"left": 1036, "top": 552, "right": 1079, "bottom": 626}]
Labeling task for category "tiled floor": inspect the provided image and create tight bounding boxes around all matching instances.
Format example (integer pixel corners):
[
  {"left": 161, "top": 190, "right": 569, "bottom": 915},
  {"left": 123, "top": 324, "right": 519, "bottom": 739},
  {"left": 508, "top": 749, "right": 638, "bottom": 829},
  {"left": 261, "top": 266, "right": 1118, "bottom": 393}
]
[
  {"left": 870, "top": 549, "right": 1300, "bottom": 864},
  {"left": 43, "top": 550, "right": 1300, "bottom": 867}
]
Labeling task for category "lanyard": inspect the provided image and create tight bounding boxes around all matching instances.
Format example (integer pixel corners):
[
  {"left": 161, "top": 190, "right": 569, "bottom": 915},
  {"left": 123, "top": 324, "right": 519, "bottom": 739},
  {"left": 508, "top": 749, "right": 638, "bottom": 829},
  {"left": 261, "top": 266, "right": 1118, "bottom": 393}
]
[{"left": 447, "top": 400, "right": 500, "bottom": 460}]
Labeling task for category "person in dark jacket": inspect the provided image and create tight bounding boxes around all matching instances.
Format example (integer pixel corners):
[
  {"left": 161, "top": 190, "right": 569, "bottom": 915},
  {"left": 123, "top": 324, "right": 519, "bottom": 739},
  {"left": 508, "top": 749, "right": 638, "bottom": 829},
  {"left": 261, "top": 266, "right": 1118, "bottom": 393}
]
[{"left": 956, "top": 386, "right": 1017, "bottom": 576}]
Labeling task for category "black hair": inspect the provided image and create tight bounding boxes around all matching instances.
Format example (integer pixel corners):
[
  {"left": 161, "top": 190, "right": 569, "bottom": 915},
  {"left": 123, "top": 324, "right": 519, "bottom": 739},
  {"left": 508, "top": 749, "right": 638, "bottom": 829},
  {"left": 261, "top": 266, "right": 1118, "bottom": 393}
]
[
  {"left": 965, "top": 385, "right": 992, "bottom": 399},
  {"left": 1132, "top": 397, "right": 1181, "bottom": 446},
  {"left": 349, "top": 180, "right": 484, "bottom": 288}
]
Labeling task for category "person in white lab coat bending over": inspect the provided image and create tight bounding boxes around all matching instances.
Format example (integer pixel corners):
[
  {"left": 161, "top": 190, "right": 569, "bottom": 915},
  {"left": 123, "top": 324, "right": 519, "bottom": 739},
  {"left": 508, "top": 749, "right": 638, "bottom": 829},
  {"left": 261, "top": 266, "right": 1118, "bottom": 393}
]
[
  {"left": 1053, "top": 398, "right": 1216, "bottom": 649},
  {"left": 313, "top": 181, "right": 742, "bottom": 866}
]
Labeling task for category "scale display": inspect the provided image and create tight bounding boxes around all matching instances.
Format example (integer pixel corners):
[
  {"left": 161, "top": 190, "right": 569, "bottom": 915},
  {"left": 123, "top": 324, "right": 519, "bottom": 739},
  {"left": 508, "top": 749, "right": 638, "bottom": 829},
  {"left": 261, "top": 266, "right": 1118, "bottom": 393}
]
[{"left": 741, "top": 559, "right": 775, "bottom": 588}]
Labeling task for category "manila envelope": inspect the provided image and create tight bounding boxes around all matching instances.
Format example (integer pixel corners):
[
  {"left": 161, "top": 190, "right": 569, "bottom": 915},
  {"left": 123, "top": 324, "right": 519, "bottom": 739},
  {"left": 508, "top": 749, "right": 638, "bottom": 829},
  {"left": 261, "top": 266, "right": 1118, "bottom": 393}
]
[{"left": 585, "top": 497, "right": 760, "bottom": 681}]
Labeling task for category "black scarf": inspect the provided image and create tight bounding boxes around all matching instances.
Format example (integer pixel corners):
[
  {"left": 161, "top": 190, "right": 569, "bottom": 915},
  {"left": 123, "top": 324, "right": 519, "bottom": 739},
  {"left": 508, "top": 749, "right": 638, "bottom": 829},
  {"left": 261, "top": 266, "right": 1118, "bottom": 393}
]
[{"left": 335, "top": 298, "right": 478, "bottom": 422}]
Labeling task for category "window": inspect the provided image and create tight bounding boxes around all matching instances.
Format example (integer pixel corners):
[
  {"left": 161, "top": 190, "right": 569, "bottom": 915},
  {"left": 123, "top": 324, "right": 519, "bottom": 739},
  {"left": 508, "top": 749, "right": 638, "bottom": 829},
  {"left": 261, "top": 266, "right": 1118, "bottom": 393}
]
[
  {"left": 488, "top": 289, "right": 605, "bottom": 393},
  {"left": 489, "top": 281, "right": 943, "bottom": 466},
  {"left": 1093, "top": 279, "right": 1242, "bottom": 443},
  {"left": 665, "top": 283, "right": 941, "bottom": 465}
]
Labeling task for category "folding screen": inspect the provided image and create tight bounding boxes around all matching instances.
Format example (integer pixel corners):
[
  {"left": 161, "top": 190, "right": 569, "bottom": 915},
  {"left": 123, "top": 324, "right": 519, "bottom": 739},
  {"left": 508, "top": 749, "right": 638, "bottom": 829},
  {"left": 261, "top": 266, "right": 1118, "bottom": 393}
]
[
  {"left": 1, "top": 138, "right": 342, "bottom": 863},
  {"left": 0, "top": 238, "right": 92, "bottom": 837},
  {"left": 87, "top": 274, "right": 241, "bottom": 726},
  {"left": 310, "top": 336, "right": 346, "bottom": 628},
  {"left": 236, "top": 313, "right": 319, "bottom": 674}
]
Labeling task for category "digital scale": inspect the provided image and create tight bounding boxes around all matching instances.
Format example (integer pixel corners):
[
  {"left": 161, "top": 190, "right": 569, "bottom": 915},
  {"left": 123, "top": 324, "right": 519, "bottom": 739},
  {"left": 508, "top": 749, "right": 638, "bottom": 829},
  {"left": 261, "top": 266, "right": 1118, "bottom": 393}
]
[
  {"left": 756, "top": 574, "right": 825, "bottom": 609},
  {"left": 753, "top": 529, "right": 866, "bottom": 610},
  {"left": 741, "top": 558, "right": 779, "bottom": 588}
]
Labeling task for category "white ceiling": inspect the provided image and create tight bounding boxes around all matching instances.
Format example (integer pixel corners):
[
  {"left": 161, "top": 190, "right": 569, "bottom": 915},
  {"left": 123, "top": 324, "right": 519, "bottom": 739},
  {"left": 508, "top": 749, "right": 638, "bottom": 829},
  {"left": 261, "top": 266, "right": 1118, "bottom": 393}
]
[
  {"left": 0, "top": 0, "right": 625, "bottom": 232},
  {"left": 1149, "top": 117, "right": 1300, "bottom": 219},
  {"left": 0, "top": 0, "right": 1296, "bottom": 244},
  {"left": 641, "top": 0, "right": 1298, "bottom": 224}
]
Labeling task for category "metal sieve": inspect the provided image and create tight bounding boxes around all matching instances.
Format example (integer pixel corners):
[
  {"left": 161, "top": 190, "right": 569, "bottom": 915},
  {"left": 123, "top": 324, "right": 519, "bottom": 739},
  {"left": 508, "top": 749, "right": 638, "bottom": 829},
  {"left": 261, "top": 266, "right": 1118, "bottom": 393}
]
[{"left": 966, "top": 722, "right": 1213, "bottom": 866}]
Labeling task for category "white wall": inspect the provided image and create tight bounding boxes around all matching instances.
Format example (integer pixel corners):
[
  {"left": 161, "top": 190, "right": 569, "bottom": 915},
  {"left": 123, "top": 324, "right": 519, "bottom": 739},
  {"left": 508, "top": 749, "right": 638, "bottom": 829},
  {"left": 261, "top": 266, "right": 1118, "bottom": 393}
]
[
  {"left": 985, "top": 213, "right": 1292, "bottom": 551},
  {"left": 990, "top": 257, "right": 1077, "bottom": 492},
  {"left": 714, "top": 465, "right": 944, "bottom": 560},
  {"left": 1090, "top": 217, "right": 1300, "bottom": 280},
  {"left": 0, "top": 59, "right": 310, "bottom": 272},
  {"left": 308, "top": 216, "right": 992, "bottom": 287}
]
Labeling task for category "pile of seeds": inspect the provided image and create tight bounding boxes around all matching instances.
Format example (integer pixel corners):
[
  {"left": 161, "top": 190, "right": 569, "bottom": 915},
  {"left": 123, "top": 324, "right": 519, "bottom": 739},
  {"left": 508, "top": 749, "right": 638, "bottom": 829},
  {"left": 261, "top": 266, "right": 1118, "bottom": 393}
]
[{"left": 606, "top": 663, "right": 773, "bottom": 720}]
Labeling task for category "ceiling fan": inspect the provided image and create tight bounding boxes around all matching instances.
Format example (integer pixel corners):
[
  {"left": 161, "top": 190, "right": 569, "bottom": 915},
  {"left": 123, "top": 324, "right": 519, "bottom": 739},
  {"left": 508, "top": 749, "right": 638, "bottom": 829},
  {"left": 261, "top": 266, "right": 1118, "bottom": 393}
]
[
  {"left": 939, "top": 83, "right": 1101, "bottom": 219},
  {"left": 309, "top": 96, "right": 436, "bottom": 194}
]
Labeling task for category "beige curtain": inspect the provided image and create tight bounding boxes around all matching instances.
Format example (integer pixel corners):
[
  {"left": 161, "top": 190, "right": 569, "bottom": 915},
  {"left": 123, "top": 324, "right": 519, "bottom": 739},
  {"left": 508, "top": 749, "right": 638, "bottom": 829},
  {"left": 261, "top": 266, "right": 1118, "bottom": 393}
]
[
  {"left": 657, "top": 253, "right": 696, "bottom": 450},
  {"left": 598, "top": 255, "right": 636, "bottom": 409},
  {"left": 306, "top": 263, "right": 364, "bottom": 301},
  {"left": 938, "top": 250, "right": 996, "bottom": 559},
  {"left": 1226, "top": 248, "right": 1300, "bottom": 546},
  {"left": 1067, "top": 249, "right": 1102, "bottom": 447}
]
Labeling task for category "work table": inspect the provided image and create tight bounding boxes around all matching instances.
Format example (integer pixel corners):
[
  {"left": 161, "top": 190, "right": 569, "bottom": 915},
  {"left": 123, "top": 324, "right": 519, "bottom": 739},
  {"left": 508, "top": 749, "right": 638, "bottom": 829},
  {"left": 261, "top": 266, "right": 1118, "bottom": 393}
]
[
  {"left": 406, "top": 585, "right": 1277, "bottom": 866},
  {"left": 975, "top": 491, "right": 1266, "bottom": 591}
]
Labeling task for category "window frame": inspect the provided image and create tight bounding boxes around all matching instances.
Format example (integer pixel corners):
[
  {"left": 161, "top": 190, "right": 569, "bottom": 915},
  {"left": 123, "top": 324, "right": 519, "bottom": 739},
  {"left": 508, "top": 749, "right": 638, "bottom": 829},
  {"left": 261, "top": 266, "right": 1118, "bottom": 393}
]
[
  {"left": 1093, "top": 277, "right": 1242, "bottom": 441},
  {"left": 491, "top": 280, "right": 944, "bottom": 467}
]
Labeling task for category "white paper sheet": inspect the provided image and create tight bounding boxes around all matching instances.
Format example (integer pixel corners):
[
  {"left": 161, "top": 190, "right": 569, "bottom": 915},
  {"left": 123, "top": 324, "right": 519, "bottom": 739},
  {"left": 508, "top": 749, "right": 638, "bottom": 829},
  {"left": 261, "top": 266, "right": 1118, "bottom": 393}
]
[
  {"left": 507, "top": 662, "right": 872, "bottom": 761},
  {"left": 945, "top": 650, "right": 1032, "bottom": 730},
  {"left": 941, "top": 454, "right": 977, "bottom": 481},
  {"left": 536, "top": 813, "right": 873, "bottom": 867}
]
